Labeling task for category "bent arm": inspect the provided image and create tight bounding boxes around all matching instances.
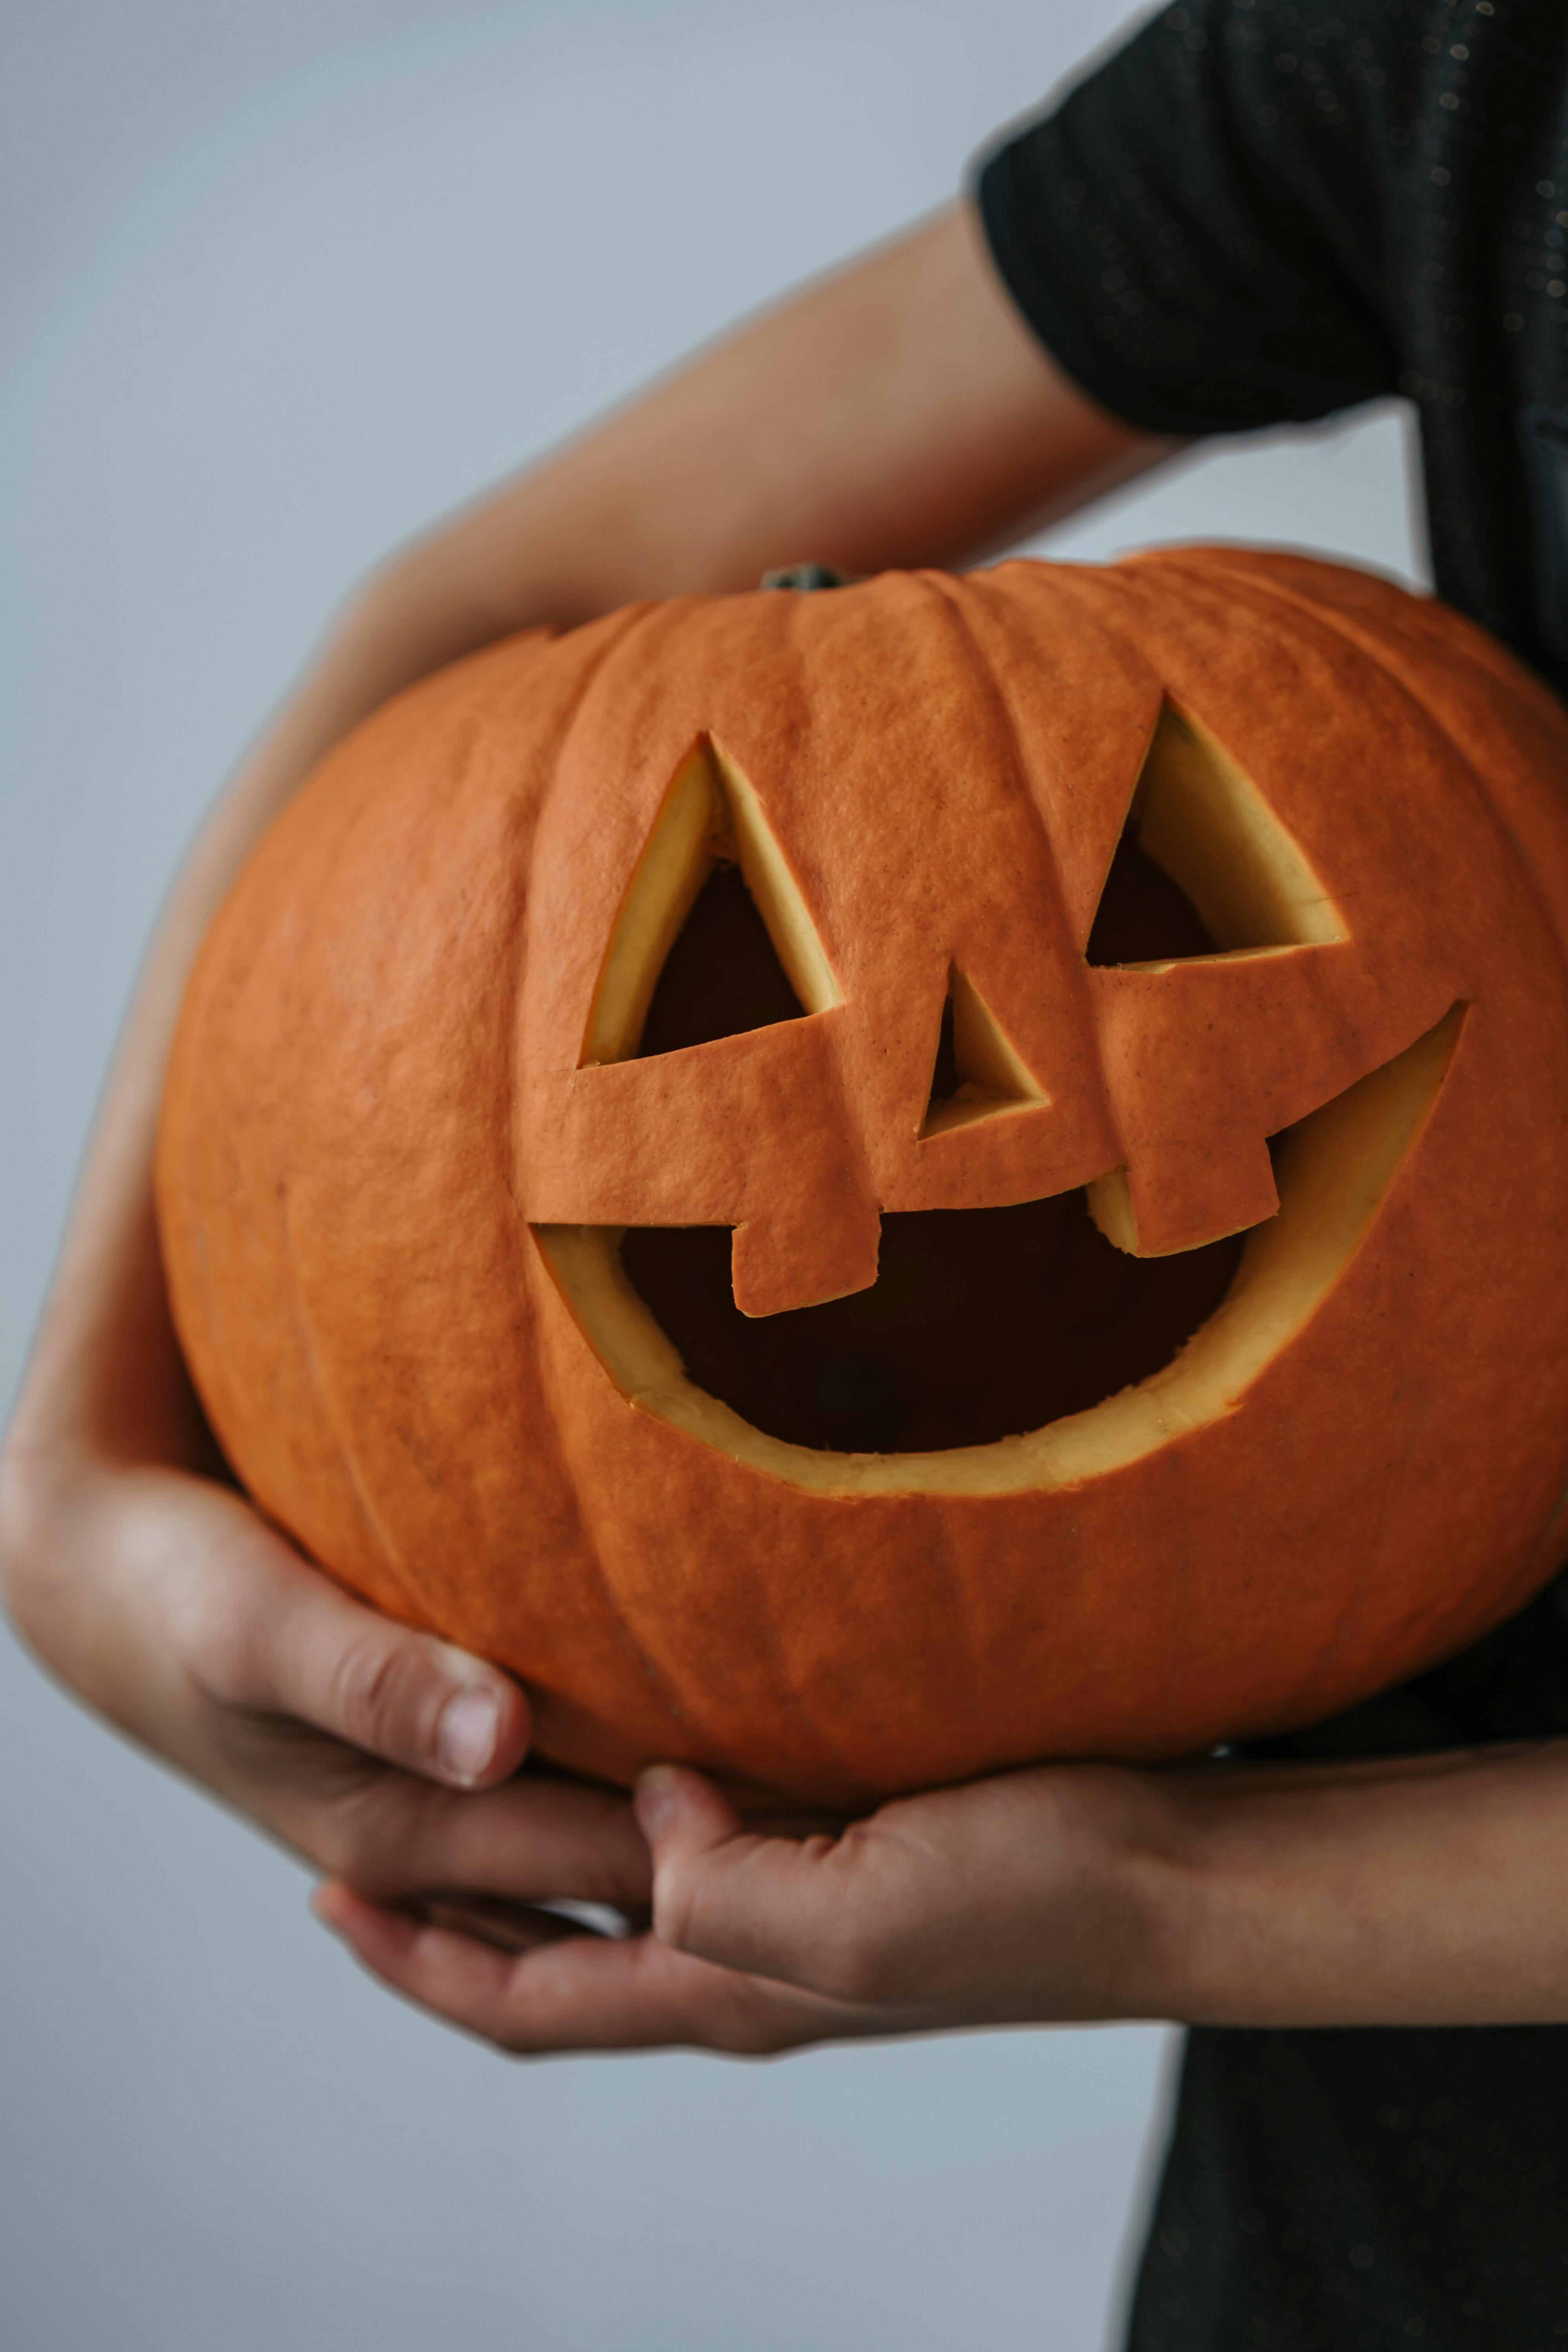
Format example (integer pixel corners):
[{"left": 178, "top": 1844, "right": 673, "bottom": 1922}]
[
  {"left": 391, "top": 200, "right": 1174, "bottom": 636},
  {"left": 8, "top": 198, "right": 1169, "bottom": 1513},
  {"left": 1, "top": 201, "right": 1175, "bottom": 1814},
  {"left": 1147, "top": 1737, "right": 1568, "bottom": 2027},
  {"left": 314, "top": 1735, "right": 1568, "bottom": 2055}
]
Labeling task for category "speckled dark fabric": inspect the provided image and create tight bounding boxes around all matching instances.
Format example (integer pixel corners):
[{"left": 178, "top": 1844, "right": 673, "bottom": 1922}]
[
  {"left": 976, "top": 7, "right": 1568, "bottom": 2343},
  {"left": 978, "top": 0, "right": 1568, "bottom": 690},
  {"left": 1134, "top": 2026, "right": 1568, "bottom": 2348},
  {"left": 1125, "top": 1571, "right": 1568, "bottom": 2348}
]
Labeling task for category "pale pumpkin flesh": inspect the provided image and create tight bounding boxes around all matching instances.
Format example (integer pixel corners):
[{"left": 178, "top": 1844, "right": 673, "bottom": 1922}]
[{"left": 536, "top": 1002, "right": 1463, "bottom": 1497}]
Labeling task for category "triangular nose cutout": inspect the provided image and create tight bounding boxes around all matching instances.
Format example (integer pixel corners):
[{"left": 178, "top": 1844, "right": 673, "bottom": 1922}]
[
  {"left": 581, "top": 736, "right": 841, "bottom": 1066},
  {"left": 920, "top": 968, "right": 1047, "bottom": 1139},
  {"left": 1086, "top": 699, "right": 1346, "bottom": 966}
]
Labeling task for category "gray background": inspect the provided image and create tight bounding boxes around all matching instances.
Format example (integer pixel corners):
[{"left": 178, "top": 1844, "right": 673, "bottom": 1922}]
[{"left": 0, "top": 4, "right": 1423, "bottom": 2347}]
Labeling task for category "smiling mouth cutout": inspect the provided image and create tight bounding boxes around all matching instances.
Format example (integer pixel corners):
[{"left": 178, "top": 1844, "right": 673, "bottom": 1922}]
[
  {"left": 534, "top": 730, "right": 1463, "bottom": 1499},
  {"left": 537, "top": 1006, "right": 1458, "bottom": 1496}
]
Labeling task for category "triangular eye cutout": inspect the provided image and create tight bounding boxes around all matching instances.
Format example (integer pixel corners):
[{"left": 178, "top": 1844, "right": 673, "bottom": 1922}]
[
  {"left": 581, "top": 736, "right": 841, "bottom": 1066},
  {"left": 639, "top": 863, "right": 804, "bottom": 1056},
  {"left": 920, "top": 967, "right": 1047, "bottom": 1138},
  {"left": 1085, "top": 699, "right": 1346, "bottom": 967},
  {"left": 1085, "top": 831, "right": 1218, "bottom": 967}
]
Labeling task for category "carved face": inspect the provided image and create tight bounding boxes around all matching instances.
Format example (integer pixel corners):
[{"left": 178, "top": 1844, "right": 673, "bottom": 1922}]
[
  {"left": 158, "top": 552, "right": 1568, "bottom": 1804},
  {"left": 528, "top": 691, "right": 1452, "bottom": 1488}
]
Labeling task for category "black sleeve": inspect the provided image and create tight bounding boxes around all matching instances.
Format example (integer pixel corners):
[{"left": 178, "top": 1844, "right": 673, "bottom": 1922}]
[{"left": 976, "top": 0, "right": 1404, "bottom": 437}]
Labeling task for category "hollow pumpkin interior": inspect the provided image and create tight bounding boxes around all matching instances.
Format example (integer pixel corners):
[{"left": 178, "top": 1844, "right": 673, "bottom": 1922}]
[{"left": 540, "top": 722, "right": 1458, "bottom": 1491}]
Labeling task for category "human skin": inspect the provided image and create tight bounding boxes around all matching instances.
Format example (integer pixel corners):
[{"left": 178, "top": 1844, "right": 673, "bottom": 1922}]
[
  {"left": 318, "top": 1742, "right": 1568, "bottom": 2050},
  {"left": 7, "top": 197, "right": 1568, "bottom": 2056}
]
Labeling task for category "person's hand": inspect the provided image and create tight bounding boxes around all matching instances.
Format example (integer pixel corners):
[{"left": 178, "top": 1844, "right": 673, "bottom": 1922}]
[
  {"left": 313, "top": 1722, "right": 1568, "bottom": 2048},
  {"left": 312, "top": 1757, "right": 1178, "bottom": 2053},
  {"left": 1, "top": 1434, "right": 652, "bottom": 1931},
  {"left": 4, "top": 193, "right": 1172, "bottom": 2005}
]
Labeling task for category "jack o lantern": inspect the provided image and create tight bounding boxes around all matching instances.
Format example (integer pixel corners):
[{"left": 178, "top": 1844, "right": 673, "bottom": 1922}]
[{"left": 157, "top": 549, "right": 1568, "bottom": 1806}]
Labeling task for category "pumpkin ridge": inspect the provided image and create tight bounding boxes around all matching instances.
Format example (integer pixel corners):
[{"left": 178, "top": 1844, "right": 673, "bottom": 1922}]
[
  {"left": 1150, "top": 552, "right": 1568, "bottom": 1010},
  {"left": 1190, "top": 562, "right": 1568, "bottom": 1027},
  {"left": 274, "top": 1178, "right": 435, "bottom": 1625},
  {"left": 918, "top": 565, "right": 1113, "bottom": 1167},
  {"left": 979, "top": 558, "right": 1170, "bottom": 955},
  {"left": 921, "top": 564, "right": 1071, "bottom": 880},
  {"left": 507, "top": 605, "right": 717, "bottom": 1744},
  {"left": 162, "top": 735, "right": 436, "bottom": 1624},
  {"left": 160, "top": 553, "right": 1568, "bottom": 1802}
]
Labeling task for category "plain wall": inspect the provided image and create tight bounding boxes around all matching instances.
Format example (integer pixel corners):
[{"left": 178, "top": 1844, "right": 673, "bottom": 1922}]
[{"left": 0, "top": 4, "right": 1424, "bottom": 2347}]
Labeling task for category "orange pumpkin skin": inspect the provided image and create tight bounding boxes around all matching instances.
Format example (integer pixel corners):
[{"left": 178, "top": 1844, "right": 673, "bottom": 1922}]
[{"left": 156, "top": 550, "right": 1568, "bottom": 1807}]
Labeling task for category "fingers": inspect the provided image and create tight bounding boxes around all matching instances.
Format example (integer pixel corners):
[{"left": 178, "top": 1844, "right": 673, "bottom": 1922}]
[
  {"left": 179, "top": 1486, "right": 530, "bottom": 1788},
  {"left": 314, "top": 1768, "right": 655, "bottom": 1913},
  {"left": 312, "top": 1881, "right": 826, "bottom": 2056},
  {"left": 415, "top": 1893, "right": 631, "bottom": 1954},
  {"left": 635, "top": 1761, "right": 1175, "bottom": 2029},
  {"left": 635, "top": 1765, "right": 926, "bottom": 2007},
  {"left": 106, "top": 1473, "right": 658, "bottom": 1908}
]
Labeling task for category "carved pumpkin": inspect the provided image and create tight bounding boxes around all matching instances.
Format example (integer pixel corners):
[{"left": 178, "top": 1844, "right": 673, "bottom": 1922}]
[{"left": 156, "top": 549, "right": 1568, "bottom": 1806}]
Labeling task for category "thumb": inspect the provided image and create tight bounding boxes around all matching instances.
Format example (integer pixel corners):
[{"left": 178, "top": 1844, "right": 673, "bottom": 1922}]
[
  {"left": 635, "top": 1762, "right": 741, "bottom": 1847},
  {"left": 634, "top": 1764, "right": 752, "bottom": 1954},
  {"left": 633, "top": 1765, "right": 927, "bottom": 2008},
  {"left": 189, "top": 1493, "right": 531, "bottom": 1787},
  {"left": 634, "top": 1764, "right": 871, "bottom": 1996}
]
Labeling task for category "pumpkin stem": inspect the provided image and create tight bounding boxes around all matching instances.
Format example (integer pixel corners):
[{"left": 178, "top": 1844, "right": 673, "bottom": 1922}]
[{"left": 759, "top": 562, "right": 860, "bottom": 592}]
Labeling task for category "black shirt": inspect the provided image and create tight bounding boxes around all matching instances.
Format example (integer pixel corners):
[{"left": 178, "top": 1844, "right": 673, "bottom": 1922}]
[
  {"left": 980, "top": 0, "right": 1568, "bottom": 689},
  {"left": 976, "top": 5, "right": 1568, "bottom": 2345}
]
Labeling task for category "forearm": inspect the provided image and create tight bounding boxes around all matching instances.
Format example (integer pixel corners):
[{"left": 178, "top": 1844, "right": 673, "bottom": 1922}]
[
  {"left": 394, "top": 202, "right": 1170, "bottom": 632},
  {"left": 1145, "top": 1739, "right": 1568, "bottom": 2027},
  {"left": 5, "top": 201, "right": 1165, "bottom": 1475},
  {"left": 2, "top": 581, "right": 492, "bottom": 1486}
]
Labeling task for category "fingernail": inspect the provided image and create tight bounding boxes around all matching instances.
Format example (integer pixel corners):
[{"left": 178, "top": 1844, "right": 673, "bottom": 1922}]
[
  {"left": 437, "top": 1688, "right": 502, "bottom": 1784},
  {"left": 634, "top": 1765, "right": 681, "bottom": 1840}
]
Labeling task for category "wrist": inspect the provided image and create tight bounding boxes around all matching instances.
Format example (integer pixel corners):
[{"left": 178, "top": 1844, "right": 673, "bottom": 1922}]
[
  {"left": 1109, "top": 1743, "right": 1568, "bottom": 2029},
  {"left": 1053, "top": 1761, "right": 1314, "bottom": 2027},
  {"left": 1112, "top": 1762, "right": 1357, "bottom": 2027},
  {"left": 1082, "top": 1769, "right": 1215, "bottom": 2024}
]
